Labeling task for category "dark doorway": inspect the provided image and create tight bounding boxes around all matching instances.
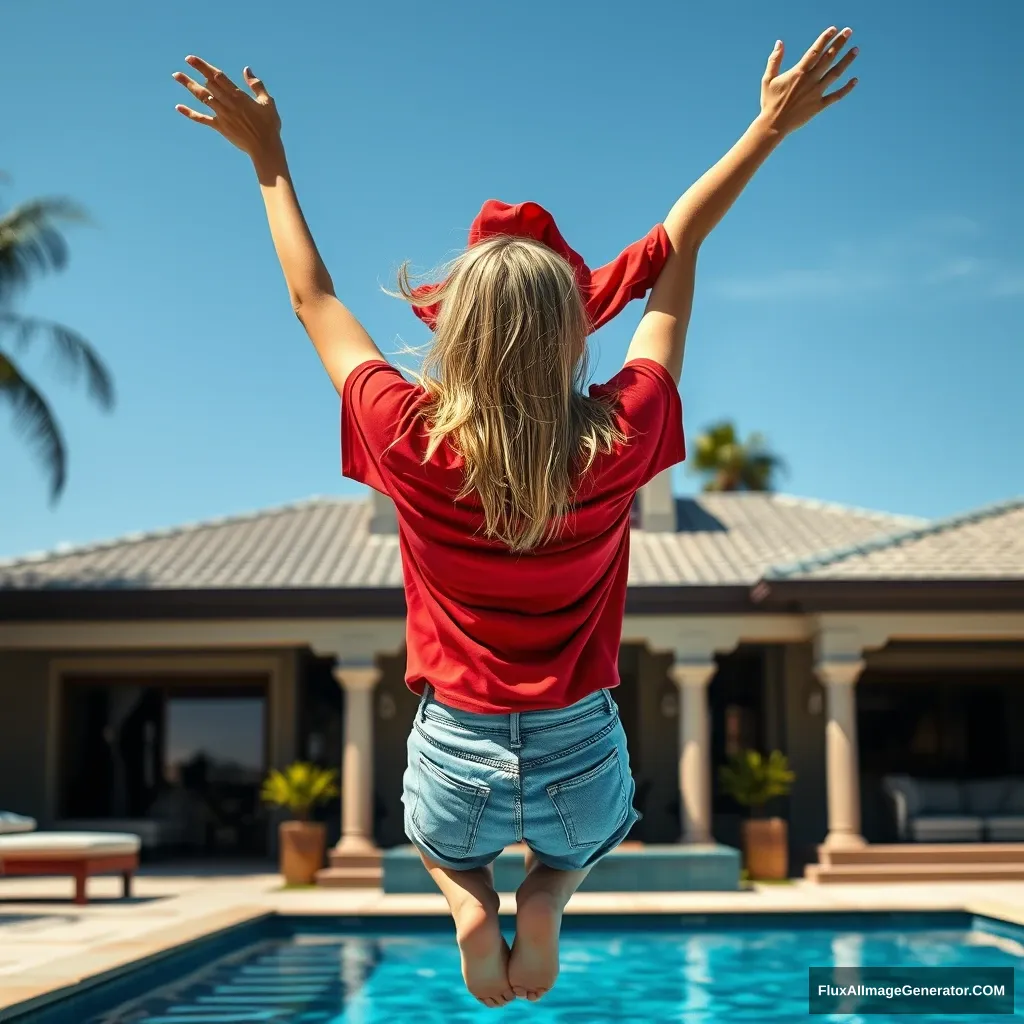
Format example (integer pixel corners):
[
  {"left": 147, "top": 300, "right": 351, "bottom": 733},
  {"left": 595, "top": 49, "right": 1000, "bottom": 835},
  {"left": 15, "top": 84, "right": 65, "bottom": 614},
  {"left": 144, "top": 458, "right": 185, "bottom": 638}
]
[
  {"left": 710, "top": 647, "right": 768, "bottom": 850},
  {"left": 858, "top": 671, "right": 1024, "bottom": 842},
  {"left": 60, "top": 675, "right": 269, "bottom": 857}
]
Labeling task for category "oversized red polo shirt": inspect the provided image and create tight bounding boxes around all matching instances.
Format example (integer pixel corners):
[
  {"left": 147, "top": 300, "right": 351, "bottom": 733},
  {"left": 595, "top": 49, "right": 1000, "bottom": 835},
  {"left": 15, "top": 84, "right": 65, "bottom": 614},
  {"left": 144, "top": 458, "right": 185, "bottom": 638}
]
[{"left": 341, "top": 357, "right": 685, "bottom": 713}]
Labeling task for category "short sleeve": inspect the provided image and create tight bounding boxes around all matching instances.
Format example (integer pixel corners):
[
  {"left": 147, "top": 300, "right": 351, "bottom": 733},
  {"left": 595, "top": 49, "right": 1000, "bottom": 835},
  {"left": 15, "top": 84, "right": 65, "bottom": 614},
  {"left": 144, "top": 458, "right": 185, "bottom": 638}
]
[
  {"left": 341, "top": 359, "right": 423, "bottom": 493},
  {"left": 592, "top": 358, "right": 686, "bottom": 487}
]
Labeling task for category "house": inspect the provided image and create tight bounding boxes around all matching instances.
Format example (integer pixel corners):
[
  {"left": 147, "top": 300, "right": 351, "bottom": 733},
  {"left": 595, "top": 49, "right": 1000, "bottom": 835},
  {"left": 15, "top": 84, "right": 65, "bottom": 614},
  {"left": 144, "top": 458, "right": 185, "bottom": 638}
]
[{"left": 1, "top": 473, "right": 1022, "bottom": 881}]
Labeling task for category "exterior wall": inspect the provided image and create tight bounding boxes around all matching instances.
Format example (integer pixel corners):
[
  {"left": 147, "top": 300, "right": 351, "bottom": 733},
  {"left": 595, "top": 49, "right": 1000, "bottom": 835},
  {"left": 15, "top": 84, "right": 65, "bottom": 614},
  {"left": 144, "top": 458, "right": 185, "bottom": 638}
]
[
  {"left": 0, "top": 651, "right": 51, "bottom": 823},
  {"left": 781, "top": 641, "right": 828, "bottom": 869}
]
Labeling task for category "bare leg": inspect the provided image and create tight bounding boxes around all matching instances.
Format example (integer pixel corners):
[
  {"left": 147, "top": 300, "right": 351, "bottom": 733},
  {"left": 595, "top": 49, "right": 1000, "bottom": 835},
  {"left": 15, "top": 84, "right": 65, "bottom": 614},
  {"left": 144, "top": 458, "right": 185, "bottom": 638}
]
[
  {"left": 509, "top": 854, "right": 592, "bottom": 1001},
  {"left": 417, "top": 852, "right": 514, "bottom": 1008}
]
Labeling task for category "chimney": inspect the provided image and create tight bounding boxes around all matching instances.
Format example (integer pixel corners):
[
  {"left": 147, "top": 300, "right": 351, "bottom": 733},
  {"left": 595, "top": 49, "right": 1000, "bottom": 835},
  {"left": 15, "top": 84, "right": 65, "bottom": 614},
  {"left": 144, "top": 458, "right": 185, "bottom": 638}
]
[
  {"left": 368, "top": 489, "right": 398, "bottom": 534},
  {"left": 638, "top": 469, "right": 676, "bottom": 531}
]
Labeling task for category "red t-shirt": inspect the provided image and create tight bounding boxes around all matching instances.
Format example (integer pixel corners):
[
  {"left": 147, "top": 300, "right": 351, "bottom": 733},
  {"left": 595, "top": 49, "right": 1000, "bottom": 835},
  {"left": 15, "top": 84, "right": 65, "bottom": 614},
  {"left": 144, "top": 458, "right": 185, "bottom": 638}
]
[{"left": 341, "top": 357, "right": 685, "bottom": 713}]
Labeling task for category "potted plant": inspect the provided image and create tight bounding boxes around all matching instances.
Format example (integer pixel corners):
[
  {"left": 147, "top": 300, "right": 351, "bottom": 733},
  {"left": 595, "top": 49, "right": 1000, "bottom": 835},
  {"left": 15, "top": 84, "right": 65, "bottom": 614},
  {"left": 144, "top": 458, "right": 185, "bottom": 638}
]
[
  {"left": 719, "top": 749, "right": 795, "bottom": 881},
  {"left": 261, "top": 762, "right": 339, "bottom": 885}
]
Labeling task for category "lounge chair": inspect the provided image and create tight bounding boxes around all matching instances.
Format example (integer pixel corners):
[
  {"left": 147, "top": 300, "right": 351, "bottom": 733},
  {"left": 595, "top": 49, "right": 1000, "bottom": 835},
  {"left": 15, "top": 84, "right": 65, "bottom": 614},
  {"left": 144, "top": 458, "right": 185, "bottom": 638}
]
[
  {"left": 0, "top": 812, "right": 37, "bottom": 835},
  {"left": 0, "top": 832, "right": 141, "bottom": 905}
]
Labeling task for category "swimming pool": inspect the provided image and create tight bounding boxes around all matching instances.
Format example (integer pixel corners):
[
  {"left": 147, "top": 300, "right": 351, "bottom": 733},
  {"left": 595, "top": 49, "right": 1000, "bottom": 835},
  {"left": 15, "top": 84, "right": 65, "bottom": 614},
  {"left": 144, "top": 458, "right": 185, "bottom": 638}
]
[{"left": 11, "top": 912, "right": 1023, "bottom": 1023}]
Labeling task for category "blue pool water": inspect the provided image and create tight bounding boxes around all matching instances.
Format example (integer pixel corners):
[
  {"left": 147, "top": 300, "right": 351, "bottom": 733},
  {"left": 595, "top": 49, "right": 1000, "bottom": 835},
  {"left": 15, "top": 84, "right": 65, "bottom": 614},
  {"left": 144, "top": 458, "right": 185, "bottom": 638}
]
[{"left": 17, "top": 914, "right": 1023, "bottom": 1023}]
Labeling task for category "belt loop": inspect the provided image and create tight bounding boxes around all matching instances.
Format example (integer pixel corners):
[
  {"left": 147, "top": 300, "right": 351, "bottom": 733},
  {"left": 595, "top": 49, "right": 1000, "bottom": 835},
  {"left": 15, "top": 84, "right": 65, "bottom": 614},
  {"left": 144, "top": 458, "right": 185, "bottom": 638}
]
[
  {"left": 603, "top": 688, "right": 616, "bottom": 714},
  {"left": 509, "top": 711, "right": 522, "bottom": 751},
  {"left": 419, "top": 684, "right": 433, "bottom": 722}
]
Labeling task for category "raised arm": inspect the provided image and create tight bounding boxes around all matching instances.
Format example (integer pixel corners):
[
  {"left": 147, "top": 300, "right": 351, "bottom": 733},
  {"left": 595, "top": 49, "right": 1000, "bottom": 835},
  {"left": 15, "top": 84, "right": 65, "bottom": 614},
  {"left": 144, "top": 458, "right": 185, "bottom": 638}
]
[
  {"left": 173, "top": 57, "right": 382, "bottom": 395},
  {"left": 626, "top": 27, "right": 858, "bottom": 382}
]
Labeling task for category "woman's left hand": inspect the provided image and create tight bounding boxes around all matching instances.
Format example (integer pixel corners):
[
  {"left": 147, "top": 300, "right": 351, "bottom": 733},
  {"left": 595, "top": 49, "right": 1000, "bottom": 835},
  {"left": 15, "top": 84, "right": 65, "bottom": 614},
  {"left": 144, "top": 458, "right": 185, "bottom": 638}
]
[{"left": 173, "top": 56, "right": 282, "bottom": 160}]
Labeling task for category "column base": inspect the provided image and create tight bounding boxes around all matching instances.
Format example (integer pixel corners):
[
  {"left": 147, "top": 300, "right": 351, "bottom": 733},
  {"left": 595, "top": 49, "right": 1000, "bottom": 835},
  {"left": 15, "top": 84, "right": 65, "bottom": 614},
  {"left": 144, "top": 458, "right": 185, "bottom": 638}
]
[
  {"left": 822, "top": 830, "right": 866, "bottom": 850},
  {"left": 332, "top": 834, "right": 379, "bottom": 856},
  {"left": 678, "top": 833, "right": 714, "bottom": 846},
  {"left": 317, "top": 836, "right": 383, "bottom": 889}
]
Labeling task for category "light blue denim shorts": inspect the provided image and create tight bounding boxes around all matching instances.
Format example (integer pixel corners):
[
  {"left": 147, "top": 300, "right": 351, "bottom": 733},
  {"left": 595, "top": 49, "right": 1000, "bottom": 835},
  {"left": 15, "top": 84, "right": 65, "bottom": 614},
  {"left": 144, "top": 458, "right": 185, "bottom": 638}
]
[{"left": 402, "top": 686, "right": 640, "bottom": 872}]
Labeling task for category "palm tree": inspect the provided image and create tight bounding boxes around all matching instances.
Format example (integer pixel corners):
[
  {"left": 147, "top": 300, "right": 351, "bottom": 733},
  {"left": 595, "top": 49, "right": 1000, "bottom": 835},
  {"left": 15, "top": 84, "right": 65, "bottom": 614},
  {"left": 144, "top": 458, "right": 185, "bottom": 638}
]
[
  {"left": 1, "top": 176, "right": 114, "bottom": 502},
  {"left": 691, "top": 420, "right": 784, "bottom": 492}
]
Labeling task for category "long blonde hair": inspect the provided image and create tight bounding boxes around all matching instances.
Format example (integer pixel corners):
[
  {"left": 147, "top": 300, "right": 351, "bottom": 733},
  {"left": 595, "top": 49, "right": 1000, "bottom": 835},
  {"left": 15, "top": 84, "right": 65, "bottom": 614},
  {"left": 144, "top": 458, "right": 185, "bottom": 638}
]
[{"left": 393, "top": 235, "right": 624, "bottom": 552}]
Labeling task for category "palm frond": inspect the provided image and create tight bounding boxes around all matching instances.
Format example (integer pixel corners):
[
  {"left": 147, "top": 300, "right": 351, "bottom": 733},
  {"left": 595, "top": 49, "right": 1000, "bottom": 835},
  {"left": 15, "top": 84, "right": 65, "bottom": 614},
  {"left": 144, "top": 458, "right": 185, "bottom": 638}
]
[
  {"left": 0, "top": 198, "right": 90, "bottom": 302},
  {"left": 0, "top": 351, "right": 67, "bottom": 500},
  {"left": 0, "top": 313, "right": 114, "bottom": 409}
]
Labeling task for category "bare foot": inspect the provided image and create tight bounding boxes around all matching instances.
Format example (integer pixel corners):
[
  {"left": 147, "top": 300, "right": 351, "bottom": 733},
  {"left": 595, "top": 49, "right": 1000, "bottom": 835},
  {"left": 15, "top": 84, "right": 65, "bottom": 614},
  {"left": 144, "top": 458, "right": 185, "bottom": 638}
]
[
  {"left": 452, "top": 890, "right": 515, "bottom": 1008},
  {"left": 508, "top": 881, "right": 562, "bottom": 1001}
]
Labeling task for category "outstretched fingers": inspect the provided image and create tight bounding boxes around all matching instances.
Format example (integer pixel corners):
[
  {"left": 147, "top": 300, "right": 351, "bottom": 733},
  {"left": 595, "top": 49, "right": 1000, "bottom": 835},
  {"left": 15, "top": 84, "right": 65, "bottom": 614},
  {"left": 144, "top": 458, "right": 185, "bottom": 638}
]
[
  {"left": 173, "top": 72, "right": 216, "bottom": 108},
  {"left": 243, "top": 66, "right": 271, "bottom": 101},
  {"left": 823, "top": 77, "right": 859, "bottom": 107},
  {"left": 762, "top": 39, "right": 784, "bottom": 84},
  {"left": 184, "top": 54, "right": 240, "bottom": 95},
  {"left": 797, "top": 26, "right": 839, "bottom": 72},
  {"left": 820, "top": 45, "right": 858, "bottom": 89}
]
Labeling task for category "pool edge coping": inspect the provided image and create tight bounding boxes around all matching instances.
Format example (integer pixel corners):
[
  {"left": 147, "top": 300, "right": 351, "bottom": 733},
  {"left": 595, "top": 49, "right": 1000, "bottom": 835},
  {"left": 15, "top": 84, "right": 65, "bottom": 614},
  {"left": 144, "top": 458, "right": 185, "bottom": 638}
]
[
  {"left": 1, "top": 898, "right": 1023, "bottom": 1021},
  {"left": 0, "top": 904, "right": 273, "bottom": 1023}
]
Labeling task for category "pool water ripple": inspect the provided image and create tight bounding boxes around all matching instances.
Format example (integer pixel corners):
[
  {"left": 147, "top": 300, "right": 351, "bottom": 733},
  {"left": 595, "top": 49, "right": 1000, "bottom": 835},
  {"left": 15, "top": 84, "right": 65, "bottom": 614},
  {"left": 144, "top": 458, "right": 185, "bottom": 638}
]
[{"left": 67, "top": 925, "right": 1022, "bottom": 1023}]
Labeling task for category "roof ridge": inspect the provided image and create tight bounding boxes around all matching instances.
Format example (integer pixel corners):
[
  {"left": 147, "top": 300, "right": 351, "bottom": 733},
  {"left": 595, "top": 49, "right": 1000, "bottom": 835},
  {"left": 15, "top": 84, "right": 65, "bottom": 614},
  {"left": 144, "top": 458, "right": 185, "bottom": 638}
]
[
  {"left": 0, "top": 495, "right": 364, "bottom": 570},
  {"left": 760, "top": 492, "right": 926, "bottom": 524},
  {"left": 765, "top": 496, "right": 1024, "bottom": 580}
]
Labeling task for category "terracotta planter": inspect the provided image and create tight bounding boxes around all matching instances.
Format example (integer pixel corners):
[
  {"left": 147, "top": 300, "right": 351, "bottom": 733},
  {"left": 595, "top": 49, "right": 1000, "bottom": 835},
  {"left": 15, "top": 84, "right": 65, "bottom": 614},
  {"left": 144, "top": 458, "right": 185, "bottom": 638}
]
[
  {"left": 742, "top": 817, "right": 788, "bottom": 880},
  {"left": 278, "top": 820, "right": 326, "bottom": 885}
]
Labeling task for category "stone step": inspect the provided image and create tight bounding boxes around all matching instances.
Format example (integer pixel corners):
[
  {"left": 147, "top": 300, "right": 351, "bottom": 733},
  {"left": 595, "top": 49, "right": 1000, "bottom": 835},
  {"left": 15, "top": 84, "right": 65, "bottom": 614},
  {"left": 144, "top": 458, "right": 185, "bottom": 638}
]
[
  {"left": 315, "top": 866, "right": 383, "bottom": 888},
  {"left": 806, "top": 862, "right": 1024, "bottom": 884},
  {"left": 326, "top": 850, "right": 383, "bottom": 870},
  {"left": 820, "top": 843, "right": 1024, "bottom": 867}
]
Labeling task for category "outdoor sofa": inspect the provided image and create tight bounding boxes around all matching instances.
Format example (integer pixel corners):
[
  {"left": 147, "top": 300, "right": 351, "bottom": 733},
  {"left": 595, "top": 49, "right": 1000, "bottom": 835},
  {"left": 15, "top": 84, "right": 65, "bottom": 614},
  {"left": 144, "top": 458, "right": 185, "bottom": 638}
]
[{"left": 882, "top": 775, "right": 1024, "bottom": 842}]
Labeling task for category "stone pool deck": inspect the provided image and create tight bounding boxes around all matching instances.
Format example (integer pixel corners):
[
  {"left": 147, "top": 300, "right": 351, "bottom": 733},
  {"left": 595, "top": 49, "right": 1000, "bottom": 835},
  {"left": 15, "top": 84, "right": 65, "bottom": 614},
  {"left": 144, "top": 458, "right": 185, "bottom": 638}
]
[{"left": 2, "top": 868, "right": 1024, "bottom": 1018}]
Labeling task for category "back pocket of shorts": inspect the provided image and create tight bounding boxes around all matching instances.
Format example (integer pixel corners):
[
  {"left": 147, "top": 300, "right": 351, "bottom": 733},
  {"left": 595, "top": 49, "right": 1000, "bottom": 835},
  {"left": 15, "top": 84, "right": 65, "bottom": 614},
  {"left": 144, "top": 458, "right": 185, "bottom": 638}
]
[
  {"left": 411, "top": 754, "right": 490, "bottom": 856},
  {"left": 546, "top": 747, "right": 628, "bottom": 848}
]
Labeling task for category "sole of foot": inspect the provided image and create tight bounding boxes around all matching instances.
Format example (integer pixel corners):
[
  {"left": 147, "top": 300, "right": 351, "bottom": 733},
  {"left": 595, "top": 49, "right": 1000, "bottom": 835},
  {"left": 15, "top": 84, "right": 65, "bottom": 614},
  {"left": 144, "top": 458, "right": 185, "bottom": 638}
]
[
  {"left": 508, "top": 888, "right": 561, "bottom": 1001},
  {"left": 454, "top": 897, "right": 514, "bottom": 1008}
]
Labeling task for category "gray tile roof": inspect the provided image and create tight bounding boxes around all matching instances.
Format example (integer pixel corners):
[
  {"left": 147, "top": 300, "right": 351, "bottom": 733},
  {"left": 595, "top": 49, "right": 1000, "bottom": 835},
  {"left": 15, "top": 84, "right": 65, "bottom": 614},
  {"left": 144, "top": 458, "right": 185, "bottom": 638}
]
[
  {"left": 0, "top": 493, "right": 923, "bottom": 592},
  {"left": 766, "top": 498, "right": 1024, "bottom": 581},
  {"left": 628, "top": 494, "right": 923, "bottom": 585}
]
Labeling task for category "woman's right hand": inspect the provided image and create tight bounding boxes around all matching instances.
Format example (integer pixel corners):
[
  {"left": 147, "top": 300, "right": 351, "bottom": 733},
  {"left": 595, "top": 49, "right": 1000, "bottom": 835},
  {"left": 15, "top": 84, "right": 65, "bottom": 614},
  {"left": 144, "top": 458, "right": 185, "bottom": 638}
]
[
  {"left": 758, "top": 27, "right": 858, "bottom": 137},
  {"left": 173, "top": 56, "right": 283, "bottom": 163}
]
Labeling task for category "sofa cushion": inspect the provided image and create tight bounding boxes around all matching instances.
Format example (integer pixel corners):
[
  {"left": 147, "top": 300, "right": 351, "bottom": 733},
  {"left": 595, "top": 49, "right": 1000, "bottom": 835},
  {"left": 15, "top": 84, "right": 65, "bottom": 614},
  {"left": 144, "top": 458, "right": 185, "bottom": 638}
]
[
  {"left": 985, "top": 816, "right": 1024, "bottom": 841},
  {"left": 964, "top": 779, "right": 1010, "bottom": 815},
  {"left": 1001, "top": 780, "right": 1024, "bottom": 814},
  {"left": 0, "top": 832, "right": 141, "bottom": 859},
  {"left": 910, "top": 816, "right": 983, "bottom": 841},
  {"left": 916, "top": 780, "right": 963, "bottom": 815},
  {"left": 0, "top": 812, "right": 36, "bottom": 836}
]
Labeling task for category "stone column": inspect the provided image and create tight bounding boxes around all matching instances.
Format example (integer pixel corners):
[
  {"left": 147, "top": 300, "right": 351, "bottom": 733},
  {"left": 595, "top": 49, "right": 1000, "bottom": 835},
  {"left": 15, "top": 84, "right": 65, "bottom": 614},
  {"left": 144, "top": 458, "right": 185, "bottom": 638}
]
[
  {"left": 670, "top": 661, "right": 717, "bottom": 844},
  {"left": 333, "top": 665, "right": 382, "bottom": 853},
  {"left": 817, "top": 660, "right": 866, "bottom": 849}
]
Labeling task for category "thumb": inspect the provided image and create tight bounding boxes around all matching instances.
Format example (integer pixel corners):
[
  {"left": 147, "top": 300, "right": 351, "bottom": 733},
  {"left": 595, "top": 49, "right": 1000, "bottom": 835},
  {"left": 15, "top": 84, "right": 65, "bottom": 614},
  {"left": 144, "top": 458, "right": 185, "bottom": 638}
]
[
  {"left": 244, "top": 66, "right": 271, "bottom": 101},
  {"left": 763, "top": 40, "right": 784, "bottom": 82}
]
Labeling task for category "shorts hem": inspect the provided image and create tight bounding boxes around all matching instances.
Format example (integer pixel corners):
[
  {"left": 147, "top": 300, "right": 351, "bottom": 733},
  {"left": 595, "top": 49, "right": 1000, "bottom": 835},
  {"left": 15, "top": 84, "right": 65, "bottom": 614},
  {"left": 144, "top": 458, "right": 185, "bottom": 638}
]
[{"left": 404, "top": 822, "right": 500, "bottom": 873}]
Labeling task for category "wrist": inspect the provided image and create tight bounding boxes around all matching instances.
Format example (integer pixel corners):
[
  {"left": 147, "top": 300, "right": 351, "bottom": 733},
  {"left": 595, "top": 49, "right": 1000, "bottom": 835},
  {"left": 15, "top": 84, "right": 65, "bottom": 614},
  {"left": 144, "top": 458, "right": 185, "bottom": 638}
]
[
  {"left": 251, "top": 137, "right": 288, "bottom": 180},
  {"left": 750, "top": 113, "right": 786, "bottom": 146}
]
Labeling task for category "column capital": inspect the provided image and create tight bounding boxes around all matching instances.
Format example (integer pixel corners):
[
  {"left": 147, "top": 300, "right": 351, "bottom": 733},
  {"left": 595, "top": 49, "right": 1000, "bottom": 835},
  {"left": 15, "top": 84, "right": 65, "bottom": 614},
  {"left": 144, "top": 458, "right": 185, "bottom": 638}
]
[
  {"left": 333, "top": 665, "right": 382, "bottom": 692},
  {"left": 669, "top": 661, "right": 717, "bottom": 690},
  {"left": 816, "top": 660, "right": 865, "bottom": 688}
]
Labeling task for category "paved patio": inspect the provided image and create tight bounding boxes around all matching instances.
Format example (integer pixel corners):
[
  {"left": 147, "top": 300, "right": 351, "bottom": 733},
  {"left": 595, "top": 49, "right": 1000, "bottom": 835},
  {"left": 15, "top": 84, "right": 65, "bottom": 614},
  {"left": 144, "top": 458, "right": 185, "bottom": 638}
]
[{"left": 2, "top": 868, "right": 1024, "bottom": 1018}]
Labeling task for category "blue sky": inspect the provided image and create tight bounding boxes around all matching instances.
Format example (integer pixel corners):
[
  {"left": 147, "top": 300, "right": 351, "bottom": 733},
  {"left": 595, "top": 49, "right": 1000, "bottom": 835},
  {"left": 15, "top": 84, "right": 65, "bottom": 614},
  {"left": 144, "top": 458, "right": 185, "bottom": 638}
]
[{"left": 2, "top": 0, "right": 1022, "bottom": 559}]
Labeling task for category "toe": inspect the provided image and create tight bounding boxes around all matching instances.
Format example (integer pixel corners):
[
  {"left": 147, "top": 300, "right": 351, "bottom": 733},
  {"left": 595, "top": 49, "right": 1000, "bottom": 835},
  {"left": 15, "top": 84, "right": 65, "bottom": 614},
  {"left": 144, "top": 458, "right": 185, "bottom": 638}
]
[
  {"left": 481, "top": 997, "right": 497, "bottom": 1008},
  {"left": 512, "top": 985, "right": 528, "bottom": 998}
]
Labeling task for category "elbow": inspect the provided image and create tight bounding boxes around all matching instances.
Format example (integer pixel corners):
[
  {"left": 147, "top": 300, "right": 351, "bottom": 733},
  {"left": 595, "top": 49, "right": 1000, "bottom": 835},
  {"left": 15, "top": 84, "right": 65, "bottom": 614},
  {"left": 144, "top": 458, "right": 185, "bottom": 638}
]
[{"left": 290, "top": 287, "right": 334, "bottom": 322}]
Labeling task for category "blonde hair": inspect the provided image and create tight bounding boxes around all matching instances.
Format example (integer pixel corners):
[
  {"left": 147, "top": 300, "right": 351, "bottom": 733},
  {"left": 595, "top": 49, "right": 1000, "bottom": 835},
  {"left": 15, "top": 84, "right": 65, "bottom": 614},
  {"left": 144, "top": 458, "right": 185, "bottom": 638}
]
[{"left": 393, "top": 236, "right": 624, "bottom": 552}]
